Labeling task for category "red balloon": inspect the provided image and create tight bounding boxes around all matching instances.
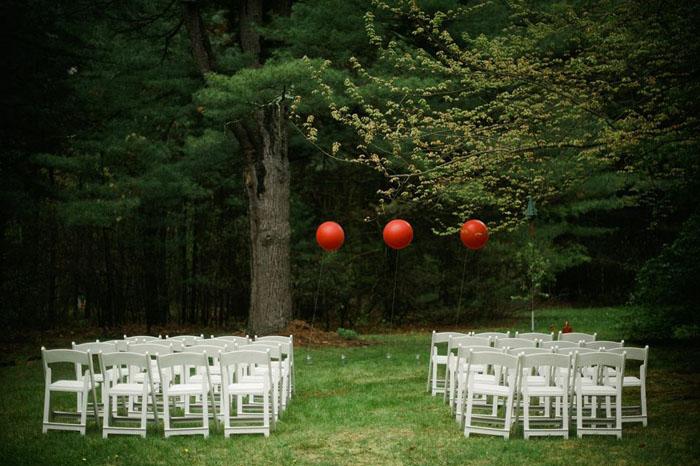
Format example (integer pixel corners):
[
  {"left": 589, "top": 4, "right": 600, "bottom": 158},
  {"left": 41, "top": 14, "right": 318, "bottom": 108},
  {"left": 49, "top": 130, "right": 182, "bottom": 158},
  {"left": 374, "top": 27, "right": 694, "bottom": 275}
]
[
  {"left": 316, "top": 221, "right": 344, "bottom": 251},
  {"left": 460, "top": 219, "right": 489, "bottom": 249},
  {"left": 383, "top": 219, "right": 413, "bottom": 250}
]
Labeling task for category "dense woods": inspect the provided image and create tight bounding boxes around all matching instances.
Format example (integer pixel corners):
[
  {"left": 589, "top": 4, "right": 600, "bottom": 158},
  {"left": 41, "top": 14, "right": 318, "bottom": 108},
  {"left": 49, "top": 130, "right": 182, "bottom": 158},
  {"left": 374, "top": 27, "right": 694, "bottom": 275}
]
[{"left": 2, "top": 0, "right": 698, "bottom": 337}]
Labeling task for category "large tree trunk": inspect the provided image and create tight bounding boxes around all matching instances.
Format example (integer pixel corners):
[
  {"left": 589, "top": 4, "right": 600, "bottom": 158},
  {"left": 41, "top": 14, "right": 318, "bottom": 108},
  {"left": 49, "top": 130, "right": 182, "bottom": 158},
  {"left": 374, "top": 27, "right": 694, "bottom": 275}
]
[
  {"left": 232, "top": 104, "right": 292, "bottom": 335},
  {"left": 180, "top": 0, "right": 292, "bottom": 335}
]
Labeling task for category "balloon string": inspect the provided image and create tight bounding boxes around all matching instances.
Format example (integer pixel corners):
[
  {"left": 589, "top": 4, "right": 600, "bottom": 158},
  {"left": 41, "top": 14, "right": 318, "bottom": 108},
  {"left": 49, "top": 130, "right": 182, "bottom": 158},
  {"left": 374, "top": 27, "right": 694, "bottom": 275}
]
[
  {"left": 390, "top": 249, "right": 399, "bottom": 332},
  {"left": 456, "top": 249, "right": 469, "bottom": 326},
  {"left": 311, "top": 254, "right": 325, "bottom": 328}
]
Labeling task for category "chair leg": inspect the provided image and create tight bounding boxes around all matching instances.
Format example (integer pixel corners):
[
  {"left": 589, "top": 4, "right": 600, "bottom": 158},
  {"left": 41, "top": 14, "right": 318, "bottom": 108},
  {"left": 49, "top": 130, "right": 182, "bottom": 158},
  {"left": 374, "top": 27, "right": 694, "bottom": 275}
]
[
  {"left": 103, "top": 395, "right": 111, "bottom": 439},
  {"left": 641, "top": 383, "right": 648, "bottom": 426},
  {"left": 576, "top": 392, "right": 583, "bottom": 438},
  {"left": 202, "top": 388, "right": 209, "bottom": 438},
  {"left": 523, "top": 394, "right": 530, "bottom": 439},
  {"left": 464, "top": 390, "right": 474, "bottom": 438},
  {"left": 162, "top": 392, "right": 170, "bottom": 437},
  {"left": 263, "top": 391, "right": 270, "bottom": 437},
  {"left": 80, "top": 388, "right": 89, "bottom": 435},
  {"left": 42, "top": 387, "right": 51, "bottom": 434},
  {"left": 562, "top": 392, "right": 569, "bottom": 439},
  {"left": 615, "top": 393, "right": 622, "bottom": 439}
]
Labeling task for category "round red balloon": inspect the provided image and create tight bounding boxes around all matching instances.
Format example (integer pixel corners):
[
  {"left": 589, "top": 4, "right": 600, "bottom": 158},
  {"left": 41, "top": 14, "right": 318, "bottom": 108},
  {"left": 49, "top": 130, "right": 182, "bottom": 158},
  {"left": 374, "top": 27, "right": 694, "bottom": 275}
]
[
  {"left": 460, "top": 219, "right": 489, "bottom": 249},
  {"left": 316, "top": 221, "right": 344, "bottom": 251},
  {"left": 383, "top": 219, "right": 413, "bottom": 250}
]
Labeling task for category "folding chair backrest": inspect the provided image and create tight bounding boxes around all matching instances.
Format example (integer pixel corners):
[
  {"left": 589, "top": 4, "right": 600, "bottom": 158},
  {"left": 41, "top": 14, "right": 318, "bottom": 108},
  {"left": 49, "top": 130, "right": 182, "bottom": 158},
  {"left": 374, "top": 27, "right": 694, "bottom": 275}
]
[
  {"left": 521, "top": 352, "right": 571, "bottom": 371},
  {"left": 103, "top": 340, "right": 129, "bottom": 352},
  {"left": 558, "top": 332, "right": 596, "bottom": 342},
  {"left": 555, "top": 347, "right": 598, "bottom": 356},
  {"left": 198, "top": 339, "right": 231, "bottom": 349},
  {"left": 495, "top": 337, "right": 537, "bottom": 350},
  {"left": 236, "top": 343, "right": 282, "bottom": 360},
  {"left": 607, "top": 345, "right": 648, "bottom": 362},
  {"left": 515, "top": 331, "right": 554, "bottom": 342},
  {"left": 185, "top": 344, "right": 230, "bottom": 355},
  {"left": 541, "top": 340, "right": 577, "bottom": 350},
  {"left": 99, "top": 351, "right": 151, "bottom": 370},
  {"left": 473, "top": 331, "right": 511, "bottom": 339},
  {"left": 251, "top": 339, "right": 291, "bottom": 355},
  {"left": 448, "top": 336, "right": 490, "bottom": 354},
  {"left": 157, "top": 352, "right": 207, "bottom": 370},
  {"left": 124, "top": 335, "right": 161, "bottom": 343},
  {"left": 507, "top": 347, "right": 552, "bottom": 356},
  {"left": 582, "top": 340, "right": 624, "bottom": 350},
  {"left": 456, "top": 345, "right": 501, "bottom": 360},
  {"left": 127, "top": 343, "right": 173, "bottom": 355},
  {"left": 432, "top": 331, "right": 468, "bottom": 345},
  {"left": 255, "top": 335, "right": 292, "bottom": 345},
  {"left": 468, "top": 351, "right": 519, "bottom": 372},
  {"left": 166, "top": 335, "right": 203, "bottom": 346},
  {"left": 574, "top": 351, "right": 625, "bottom": 373},
  {"left": 72, "top": 341, "right": 117, "bottom": 353},
  {"left": 42, "top": 348, "right": 91, "bottom": 367},
  {"left": 220, "top": 349, "right": 271, "bottom": 367},
  {"left": 211, "top": 335, "right": 249, "bottom": 345},
  {"left": 150, "top": 339, "right": 184, "bottom": 352}
]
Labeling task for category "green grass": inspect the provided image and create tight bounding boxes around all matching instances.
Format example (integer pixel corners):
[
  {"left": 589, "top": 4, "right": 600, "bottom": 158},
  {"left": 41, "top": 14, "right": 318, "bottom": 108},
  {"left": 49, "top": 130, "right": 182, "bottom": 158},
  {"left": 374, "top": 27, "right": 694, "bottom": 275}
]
[{"left": 1, "top": 307, "right": 699, "bottom": 465}]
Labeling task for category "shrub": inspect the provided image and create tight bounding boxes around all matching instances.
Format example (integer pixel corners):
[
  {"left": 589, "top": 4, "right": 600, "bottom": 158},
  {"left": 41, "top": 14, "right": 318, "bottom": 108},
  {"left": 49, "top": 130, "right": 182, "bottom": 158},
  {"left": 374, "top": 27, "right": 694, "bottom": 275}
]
[{"left": 337, "top": 327, "right": 358, "bottom": 340}]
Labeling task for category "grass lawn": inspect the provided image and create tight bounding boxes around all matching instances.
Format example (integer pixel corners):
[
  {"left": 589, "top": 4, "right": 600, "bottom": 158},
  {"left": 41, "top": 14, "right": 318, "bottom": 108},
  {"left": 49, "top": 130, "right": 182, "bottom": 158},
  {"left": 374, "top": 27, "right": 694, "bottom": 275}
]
[{"left": 1, "top": 307, "right": 699, "bottom": 465}]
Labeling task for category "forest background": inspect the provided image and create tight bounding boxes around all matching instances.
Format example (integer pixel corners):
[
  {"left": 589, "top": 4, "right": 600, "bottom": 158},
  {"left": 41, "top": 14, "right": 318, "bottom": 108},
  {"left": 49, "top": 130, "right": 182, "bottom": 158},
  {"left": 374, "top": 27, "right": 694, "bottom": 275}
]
[{"left": 2, "top": 0, "right": 698, "bottom": 339}]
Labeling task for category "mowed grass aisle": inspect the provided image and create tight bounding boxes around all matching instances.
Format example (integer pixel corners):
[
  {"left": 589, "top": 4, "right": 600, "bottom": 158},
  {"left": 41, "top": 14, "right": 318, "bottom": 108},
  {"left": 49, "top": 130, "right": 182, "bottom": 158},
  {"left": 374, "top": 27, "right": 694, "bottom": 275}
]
[{"left": 1, "top": 308, "right": 699, "bottom": 465}]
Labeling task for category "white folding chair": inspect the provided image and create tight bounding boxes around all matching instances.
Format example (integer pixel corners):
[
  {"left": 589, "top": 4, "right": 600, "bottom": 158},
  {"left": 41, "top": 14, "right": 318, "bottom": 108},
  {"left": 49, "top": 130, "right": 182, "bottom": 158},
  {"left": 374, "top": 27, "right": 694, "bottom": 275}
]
[
  {"left": 515, "top": 332, "right": 554, "bottom": 342},
  {"left": 220, "top": 349, "right": 276, "bottom": 437},
  {"left": 462, "top": 351, "right": 520, "bottom": 439},
  {"left": 255, "top": 335, "right": 295, "bottom": 396},
  {"left": 183, "top": 344, "right": 229, "bottom": 415},
  {"left": 519, "top": 352, "right": 571, "bottom": 439},
  {"left": 157, "top": 351, "right": 217, "bottom": 437},
  {"left": 607, "top": 346, "right": 649, "bottom": 426},
  {"left": 573, "top": 351, "right": 625, "bottom": 439},
  {"left": 41, "top": 348, "right": 100, "bottom": 435},
  {"left": 252, "top": 340, "right": 293, "bottom": 409},
  {"left": 236, "top": 343, "right": 284, "bottom": 420},
  {"left": 72, "top": 341, "right": 118, "bottom": 415},
  {"left": 444, "top": 335, "right": 491, "bottom": 406},
  {"left": 98, "top": 351, "right": 159, "bottom": 438},
  {"left": 454, "top": 345, "right": 502, "bottom": 422},
  {"left": 426, "top": 331, "right": 467, "bottom": 395},
  {"left": 558, "top": 331, "right": 596, "bottom": 343}
]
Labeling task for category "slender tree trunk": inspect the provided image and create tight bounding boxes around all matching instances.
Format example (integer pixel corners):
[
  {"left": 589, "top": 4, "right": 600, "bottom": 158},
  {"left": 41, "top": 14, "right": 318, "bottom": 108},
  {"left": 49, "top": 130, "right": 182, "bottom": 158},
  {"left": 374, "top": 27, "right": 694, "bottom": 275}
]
[{"left": 180, "top": 0, "right": 292, "bottom": 335}]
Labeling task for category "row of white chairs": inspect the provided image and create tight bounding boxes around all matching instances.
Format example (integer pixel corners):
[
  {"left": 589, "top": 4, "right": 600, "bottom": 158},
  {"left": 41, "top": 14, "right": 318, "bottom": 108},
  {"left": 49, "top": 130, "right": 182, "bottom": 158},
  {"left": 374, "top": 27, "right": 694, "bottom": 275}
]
[
  {"left": 427, "top": 331, "right": 600, "bottom": 396},
  {"left": 41, "top": 334, "right": 295, "bottom": 438},
  {"left": 427, "top": 331, "right": 648, "bottom": 439}
]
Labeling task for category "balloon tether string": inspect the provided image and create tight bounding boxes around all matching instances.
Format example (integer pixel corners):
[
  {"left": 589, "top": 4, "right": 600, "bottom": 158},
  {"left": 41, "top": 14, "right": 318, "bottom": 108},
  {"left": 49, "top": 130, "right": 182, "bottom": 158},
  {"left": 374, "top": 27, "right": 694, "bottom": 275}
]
[
  {"left": 389, "top": 249, "right": 400, "bottom": 332},
  {"left": 456, "top": 249, "right": 469, "bottom": 326},
  {"left": 311, "top": 254, "right": 326, "bottom": 328}
]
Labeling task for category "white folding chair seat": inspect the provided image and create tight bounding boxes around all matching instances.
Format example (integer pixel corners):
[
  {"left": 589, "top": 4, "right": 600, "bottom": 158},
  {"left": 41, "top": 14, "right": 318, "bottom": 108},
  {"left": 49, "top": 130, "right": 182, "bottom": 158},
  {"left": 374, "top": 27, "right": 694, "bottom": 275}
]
[
  {"left": 519, "top": 352, "right": 571, "bottom": 439},
  {"left": 426, "top": 331, "right": 467, "bottom": 396},
  {"left": 157, "top": 352, "right": 217, "bottom": 438},
  {"left": 573, "top": 351, "right": 625, "bottom": 439},
  {"left": 98, "top": 351, "right": 159, "bottom": 438},
  {"left": 462, "top": 351, "right": 520, "bottom": 439},
  {"left": 558, "top": 332, "right": 596, "bottom": 343},
  {"left": 220, "top": 349, "right": 276, "bottom": 437},
  {"left": 606, "top": 346, "right": 648, "bottom": 426},
  {"left": 41, "top": 348, "right": 100, "bottom": 435}
]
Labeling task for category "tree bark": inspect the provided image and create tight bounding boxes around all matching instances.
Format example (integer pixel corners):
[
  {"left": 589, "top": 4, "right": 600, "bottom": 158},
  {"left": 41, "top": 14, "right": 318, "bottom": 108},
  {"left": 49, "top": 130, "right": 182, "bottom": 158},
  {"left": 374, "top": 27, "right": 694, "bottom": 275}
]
[{"left": 180, "top": 0, "right": 292, "bottom": 335}]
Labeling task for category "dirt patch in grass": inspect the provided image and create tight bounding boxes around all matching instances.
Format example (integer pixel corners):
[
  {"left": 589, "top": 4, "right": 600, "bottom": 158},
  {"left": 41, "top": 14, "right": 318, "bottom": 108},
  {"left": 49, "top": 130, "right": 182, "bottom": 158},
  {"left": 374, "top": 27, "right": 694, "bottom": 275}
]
[{"left": 283, "top": 320, "right": 379, "bottom": 348}]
